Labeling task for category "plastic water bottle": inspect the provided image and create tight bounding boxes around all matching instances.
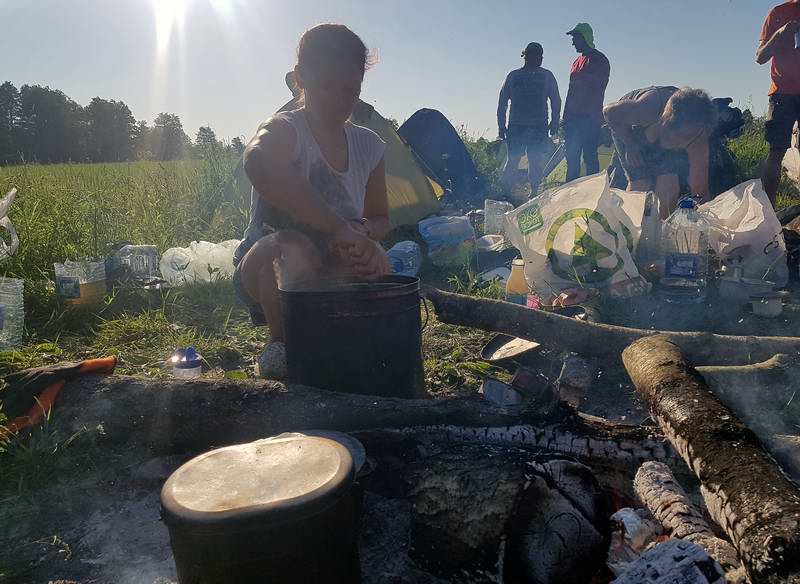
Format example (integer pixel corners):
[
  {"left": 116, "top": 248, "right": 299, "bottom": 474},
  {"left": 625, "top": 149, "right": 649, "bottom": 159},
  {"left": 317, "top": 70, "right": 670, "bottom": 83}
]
[
  {"left": 659, "top": 199, "right": 710, "bottom": 304},
  {"left": 113, "top": 245, "right": 160, "bottom": 280},
  {"left": 170, "top": 347, "right": 202, "bottom": 378},
  {"left": 386, "top": 241, "right": 422, "bottom": 277},
  {"left": 0, "top": 277, "right": 24, "bottom": 350}
]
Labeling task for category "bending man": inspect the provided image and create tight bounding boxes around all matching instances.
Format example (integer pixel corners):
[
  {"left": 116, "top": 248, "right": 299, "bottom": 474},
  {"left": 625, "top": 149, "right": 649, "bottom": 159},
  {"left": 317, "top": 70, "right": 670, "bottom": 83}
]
[{"left": 604, "top": 87, "right": 716, "bottom": 218}]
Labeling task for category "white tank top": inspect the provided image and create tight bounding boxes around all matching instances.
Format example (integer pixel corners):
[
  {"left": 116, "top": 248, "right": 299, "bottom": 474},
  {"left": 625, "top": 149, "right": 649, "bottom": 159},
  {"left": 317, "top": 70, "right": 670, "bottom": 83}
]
[{"left": 244, "top": 108, "right": 386, "bottom": 244}]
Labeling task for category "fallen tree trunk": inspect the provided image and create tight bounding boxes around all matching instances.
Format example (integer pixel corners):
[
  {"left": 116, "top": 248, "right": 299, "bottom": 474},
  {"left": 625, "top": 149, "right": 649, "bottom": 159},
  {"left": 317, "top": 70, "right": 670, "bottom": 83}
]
[
  {"left": 52, "top": 375, "right": 667, "bottom": 470},
  {"left": 426, "top": 288, "right": 800, "bottom": 366},
  {"left": 623, "top": 335, "right": 800, "bottom": 584},
  {"left": 697, "top": 354, "right": 800, "bottom": 414},
  {"left": 634, "top": 461, "right": 746, "bottom": 583}
]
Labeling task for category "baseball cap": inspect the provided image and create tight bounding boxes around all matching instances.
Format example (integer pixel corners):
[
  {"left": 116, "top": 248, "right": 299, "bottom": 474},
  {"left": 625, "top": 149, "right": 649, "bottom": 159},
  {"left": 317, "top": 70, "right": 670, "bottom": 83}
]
[
  {"left": 521, "top": 42, "right": 543, "bottom": 58},
  {"left": 567, "top": 23, "right": 595, "bottom": 49}
]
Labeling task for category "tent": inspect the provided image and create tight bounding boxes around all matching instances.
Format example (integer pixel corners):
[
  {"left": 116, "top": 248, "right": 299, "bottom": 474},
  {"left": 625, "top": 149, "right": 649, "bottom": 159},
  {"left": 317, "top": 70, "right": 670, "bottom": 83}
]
[
  {"left": 229, "top": 97, "right": 442, "bottom": 229},
  {"left": 398, "top": 108, "right": 481, "bottom": 199}
]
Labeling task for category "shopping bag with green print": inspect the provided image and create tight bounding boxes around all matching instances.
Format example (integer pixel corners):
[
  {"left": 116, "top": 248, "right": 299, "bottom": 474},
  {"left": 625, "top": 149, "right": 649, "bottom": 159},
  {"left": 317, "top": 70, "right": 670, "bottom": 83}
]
[{"left": 505, "top": 173, "right": 650, "bottom": 298}]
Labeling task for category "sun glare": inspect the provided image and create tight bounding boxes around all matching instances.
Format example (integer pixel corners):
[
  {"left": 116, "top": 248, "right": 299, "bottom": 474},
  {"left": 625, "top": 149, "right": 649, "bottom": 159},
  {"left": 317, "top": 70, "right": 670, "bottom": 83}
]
[{"left": 153, "top": 0, "right": 190, "bottom": 55}]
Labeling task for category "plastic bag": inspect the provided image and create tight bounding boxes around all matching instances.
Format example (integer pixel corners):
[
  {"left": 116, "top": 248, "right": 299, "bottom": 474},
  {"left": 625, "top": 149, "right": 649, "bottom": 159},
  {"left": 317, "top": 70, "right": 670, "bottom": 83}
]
[
  {"left": 504, "top": 173, "right": 649, "bottom": 297},
  {"left": 418, "top": 216, "right": 475, "bottom": 267},
  {"left": 699, "top": 179, "right": 788, "bottom": 286},
  {"left": 0, "top": 189, "right": 19, "bottom": 262},
  {"left": 159, "top": 239, "right": 241, "bottom": 286},
  {"left": 484, "top": 199, "right": 515, "bottom": 237}
]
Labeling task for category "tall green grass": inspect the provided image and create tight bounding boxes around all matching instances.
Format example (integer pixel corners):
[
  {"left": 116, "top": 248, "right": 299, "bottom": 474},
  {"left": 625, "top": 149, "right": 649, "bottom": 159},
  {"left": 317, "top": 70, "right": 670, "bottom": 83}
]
[{"left": 0, "top": 156, "right": 245, "bottom": 283}]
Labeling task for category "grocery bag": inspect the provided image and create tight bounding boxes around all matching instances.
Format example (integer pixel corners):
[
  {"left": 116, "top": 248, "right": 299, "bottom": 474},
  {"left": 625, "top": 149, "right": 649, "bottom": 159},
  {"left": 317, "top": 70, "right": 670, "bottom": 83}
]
[
  {"left": 504, "top": 173, "right": 648, "bottom": 297},
  {"left": 698, "top": 179, "right": 788, "bottom": 286}
]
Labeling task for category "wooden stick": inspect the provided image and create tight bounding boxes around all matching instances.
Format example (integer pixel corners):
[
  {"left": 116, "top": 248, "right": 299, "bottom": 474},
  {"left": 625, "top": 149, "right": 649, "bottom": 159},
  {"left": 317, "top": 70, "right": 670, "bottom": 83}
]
[{"left": 425, "top": 287, "right": 800, "bottom": 366}]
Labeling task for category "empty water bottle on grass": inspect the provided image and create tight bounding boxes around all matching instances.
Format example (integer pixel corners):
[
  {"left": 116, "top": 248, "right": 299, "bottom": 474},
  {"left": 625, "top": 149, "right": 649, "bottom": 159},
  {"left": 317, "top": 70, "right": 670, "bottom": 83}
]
[
  {"left": 0, "top": 277, "right": 24, "bottom": 350},
  {"left": 110, "top": 245, "right": 160, "bottom": 282},
  {"left": 659, "top": 199, "right": 710, "bottom": 304},
  {"left": 386, "top": 241, "right": 422, "bottom": 277}
]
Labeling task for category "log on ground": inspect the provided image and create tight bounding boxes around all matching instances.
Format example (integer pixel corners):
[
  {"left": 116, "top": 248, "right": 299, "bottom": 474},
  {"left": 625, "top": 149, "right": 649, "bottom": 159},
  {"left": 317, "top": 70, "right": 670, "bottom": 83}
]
[
  {"left": 623, "top": 334, "right": 800, "bottom": 584},
  {"left": 51, "top": 374, "right": 667, "bottom": 467},
  {"left": 426, "top": 288, "right": 800, "bottom": 366}
]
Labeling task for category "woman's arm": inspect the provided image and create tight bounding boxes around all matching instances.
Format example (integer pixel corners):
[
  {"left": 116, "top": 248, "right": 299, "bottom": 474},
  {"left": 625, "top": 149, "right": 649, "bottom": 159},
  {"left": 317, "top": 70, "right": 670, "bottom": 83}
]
[
  {"left": 686, "top": 133, "right": 710, "bottom": 202},
  {"left": 243, "top": 118, "right": 347, "bottom": 235},
  {"left": 359, "top": 158, "right": 390, "bottom": 240},
  {"left": 604, "top": 91, "right": 664, "bottom": 168}
]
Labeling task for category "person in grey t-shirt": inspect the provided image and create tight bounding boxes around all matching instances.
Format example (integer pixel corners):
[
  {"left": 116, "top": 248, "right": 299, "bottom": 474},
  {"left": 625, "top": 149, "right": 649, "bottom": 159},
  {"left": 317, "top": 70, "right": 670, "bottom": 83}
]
[{"left": 498, "top": 42, "right": 561, "bottom": 200}]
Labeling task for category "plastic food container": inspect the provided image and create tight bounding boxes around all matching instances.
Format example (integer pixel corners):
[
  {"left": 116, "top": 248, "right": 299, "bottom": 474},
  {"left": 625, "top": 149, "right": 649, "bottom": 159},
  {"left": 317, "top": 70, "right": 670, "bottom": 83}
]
[
  {"left": 54, "top": 260, "right": 106, "bottom": 307},
  {"left": 750, "top": 292, "right": 783, "bottom": 318}
]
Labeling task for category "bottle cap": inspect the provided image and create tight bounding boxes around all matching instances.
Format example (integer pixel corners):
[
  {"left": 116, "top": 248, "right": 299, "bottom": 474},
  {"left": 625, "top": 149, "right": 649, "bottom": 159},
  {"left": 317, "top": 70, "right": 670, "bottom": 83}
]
[
  {"left": 171, "top": 346, "right": 202, "bottom": 369},
  {"left": 678, "top": 199, "right": 695, "bottom": 209}
]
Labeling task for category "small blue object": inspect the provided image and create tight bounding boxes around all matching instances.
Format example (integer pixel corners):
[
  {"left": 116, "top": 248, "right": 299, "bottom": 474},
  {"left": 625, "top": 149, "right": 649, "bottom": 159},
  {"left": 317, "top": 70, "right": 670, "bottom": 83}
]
[
  {"left": 678, "top": 199, "right": 696, "bottom": 209},
  {"left": 171, "top": 346, "right": 202, "bottom": 369}
]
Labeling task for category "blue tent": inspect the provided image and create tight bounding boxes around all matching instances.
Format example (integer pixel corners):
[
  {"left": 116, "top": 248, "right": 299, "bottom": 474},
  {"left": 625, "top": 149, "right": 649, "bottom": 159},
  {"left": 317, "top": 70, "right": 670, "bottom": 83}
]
[{"left": 398, "top": 109, "right": 481, "bottom": 200}]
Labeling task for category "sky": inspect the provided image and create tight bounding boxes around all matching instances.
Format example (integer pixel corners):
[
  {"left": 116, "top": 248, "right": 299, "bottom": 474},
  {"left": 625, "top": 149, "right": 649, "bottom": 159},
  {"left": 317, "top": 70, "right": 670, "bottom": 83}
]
[{"left": 0, "top": 0, "right": 783, "bottom": 142}]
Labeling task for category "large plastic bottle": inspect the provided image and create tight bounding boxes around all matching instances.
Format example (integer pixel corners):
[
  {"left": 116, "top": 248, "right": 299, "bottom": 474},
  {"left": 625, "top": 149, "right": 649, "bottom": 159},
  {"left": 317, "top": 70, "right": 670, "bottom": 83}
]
[
  {"left": 659, "top": 199, "right": 710, "bottom": 304},
  {"left": 0, "top": 277, "right": 24, "bottom": 349},
  {"left": 113, "top": 245, "right": 160, "bottom": 280},
  {"left": 386, "top": 241, "right": 422, "bottom": 277},
  {"left": 506, "top": 258, "right": 528, "bottom": 305}
]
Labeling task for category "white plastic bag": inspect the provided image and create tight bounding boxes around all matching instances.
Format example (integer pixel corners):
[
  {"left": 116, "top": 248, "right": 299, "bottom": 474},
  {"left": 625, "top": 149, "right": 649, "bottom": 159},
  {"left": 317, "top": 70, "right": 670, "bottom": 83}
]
[
  {"left": 699, "top": 179, "right": 788, "bottom": 286},
  {"left": 504, "top": 173, "right": 649, "bottom": 297},
  {"left": 418, "top": 216, "right": 475, "bottom": 267},
  {"left": 159, "top": 239, "right": 241, "bottom": 286},
  {"left": 0, "top": 189, "right": 19, "bottom": 262}
]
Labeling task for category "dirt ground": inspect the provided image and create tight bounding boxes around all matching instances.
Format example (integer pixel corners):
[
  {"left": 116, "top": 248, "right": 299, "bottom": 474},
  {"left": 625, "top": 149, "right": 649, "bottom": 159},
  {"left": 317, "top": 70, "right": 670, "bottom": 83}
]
[{"left": 3, "top": 286, "right": 800, "bottom": 583}]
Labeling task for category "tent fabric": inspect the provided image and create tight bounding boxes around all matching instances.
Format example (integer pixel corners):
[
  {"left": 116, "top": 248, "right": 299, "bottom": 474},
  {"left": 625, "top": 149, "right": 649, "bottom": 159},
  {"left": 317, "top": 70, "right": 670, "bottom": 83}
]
[
  {"left": 398, "top": 109, "right": 481, "bottom": 199},
  {"left": 229, "top": 99, "right": 441, "bottom": 229}
]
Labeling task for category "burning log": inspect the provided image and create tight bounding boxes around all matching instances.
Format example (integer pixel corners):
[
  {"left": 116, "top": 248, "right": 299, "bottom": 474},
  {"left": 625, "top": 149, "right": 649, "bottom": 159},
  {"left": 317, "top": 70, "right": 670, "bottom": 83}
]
[
  {"left": 51, "top": 375, "right": 672, "bottom": 474},
  {"left": 634, "top": 461, "right": 746, "bottom": 583},
  {"left": 623, "top": 335, "right": 800, "bottom": 584},
  {"left": 425, "top": 288, "right": 800, "bottom": 366}
]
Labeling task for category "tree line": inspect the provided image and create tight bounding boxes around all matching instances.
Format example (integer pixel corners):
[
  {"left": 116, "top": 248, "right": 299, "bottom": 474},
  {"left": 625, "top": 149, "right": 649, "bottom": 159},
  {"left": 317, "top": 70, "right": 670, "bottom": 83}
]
[{"left": 0, "top": 81, "right": 245, "bottom": 165}]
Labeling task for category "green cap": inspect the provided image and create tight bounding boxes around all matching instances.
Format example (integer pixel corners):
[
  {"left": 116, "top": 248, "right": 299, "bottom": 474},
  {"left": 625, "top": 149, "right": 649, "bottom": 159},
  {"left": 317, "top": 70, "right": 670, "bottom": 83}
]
[
  {"left": 521, "top": 42, "right": 543, "bottom": 58},
  {"left": 567, "top": 23, "right": 595, "bottom": 49}
]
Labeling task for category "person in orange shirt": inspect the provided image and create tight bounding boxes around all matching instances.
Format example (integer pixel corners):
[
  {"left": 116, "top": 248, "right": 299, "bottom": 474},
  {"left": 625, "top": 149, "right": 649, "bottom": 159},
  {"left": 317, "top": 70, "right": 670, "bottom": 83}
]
[{"left": 757, "top": 0, "right": 800, "bottom": 207}]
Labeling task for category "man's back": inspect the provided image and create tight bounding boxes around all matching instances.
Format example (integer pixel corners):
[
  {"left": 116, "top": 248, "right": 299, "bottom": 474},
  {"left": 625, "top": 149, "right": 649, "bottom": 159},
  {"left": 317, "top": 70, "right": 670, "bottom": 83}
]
[{"left": 501, "top": 66, "right": 559, "bottom": 127}]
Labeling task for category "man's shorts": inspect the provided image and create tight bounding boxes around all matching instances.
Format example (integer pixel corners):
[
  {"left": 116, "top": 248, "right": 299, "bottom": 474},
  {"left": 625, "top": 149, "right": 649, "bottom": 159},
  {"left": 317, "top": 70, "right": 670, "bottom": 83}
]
[
  {"left": 507, "top": 124, "right": 551, "bottom": 160},
  {"left": 765, "top": 94, "right": 800, "bottom": 151}
]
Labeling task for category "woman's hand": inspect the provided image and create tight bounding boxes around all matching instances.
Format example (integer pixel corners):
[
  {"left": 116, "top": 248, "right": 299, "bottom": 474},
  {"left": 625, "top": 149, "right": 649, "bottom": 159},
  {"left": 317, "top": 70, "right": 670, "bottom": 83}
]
[
  {"left": 347, "top": 239, "right": 389, "bottom": 281},
  {"left": 333, "top": 223, "right": 388, "bottom": 281}
]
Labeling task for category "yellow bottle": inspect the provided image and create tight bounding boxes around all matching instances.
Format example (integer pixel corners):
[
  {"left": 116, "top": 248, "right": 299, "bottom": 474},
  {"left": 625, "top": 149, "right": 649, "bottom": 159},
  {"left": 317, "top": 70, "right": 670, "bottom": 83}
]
[{"left": 506, "top": 259, "right": 528, "bottom": 305}]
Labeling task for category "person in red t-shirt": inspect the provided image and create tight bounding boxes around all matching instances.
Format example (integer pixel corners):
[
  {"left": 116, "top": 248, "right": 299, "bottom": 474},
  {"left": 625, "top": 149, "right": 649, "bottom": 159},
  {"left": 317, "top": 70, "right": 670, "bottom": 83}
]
[
  {"left": 757, "top": 0, "right": 800, "bottom": 207},
  {"left": 563, "top": 23, "right": 610, "bottom": 183}
]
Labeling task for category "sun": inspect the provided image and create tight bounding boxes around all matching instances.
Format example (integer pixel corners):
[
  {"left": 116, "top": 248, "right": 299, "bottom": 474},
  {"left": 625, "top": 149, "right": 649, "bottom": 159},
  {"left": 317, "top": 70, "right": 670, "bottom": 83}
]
[{"left": 152, "top": 0, "right": 191, "bottom": 55}]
